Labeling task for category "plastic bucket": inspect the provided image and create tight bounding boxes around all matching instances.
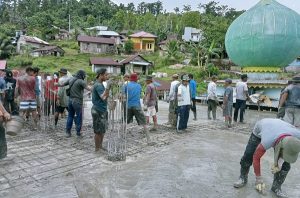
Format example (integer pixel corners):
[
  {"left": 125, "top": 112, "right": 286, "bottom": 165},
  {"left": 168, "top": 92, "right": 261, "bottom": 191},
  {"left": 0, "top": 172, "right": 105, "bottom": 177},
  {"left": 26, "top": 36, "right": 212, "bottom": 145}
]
[{"left": 5, "top": 116, "right": 24, "bottom": 136}]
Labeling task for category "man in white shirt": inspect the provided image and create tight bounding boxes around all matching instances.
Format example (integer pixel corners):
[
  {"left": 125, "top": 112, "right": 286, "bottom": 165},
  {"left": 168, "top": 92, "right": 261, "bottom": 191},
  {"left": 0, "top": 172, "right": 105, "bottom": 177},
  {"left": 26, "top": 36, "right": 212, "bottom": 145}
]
[
  {"left": 177, "top": 75, "right": 191, "bottom": 131},
  {"left": 207, "top": 75, "right": 218, "bottom": 120},
  {"left": 168, "top": 74, "right": 180, "bottom": 127},
  {"left": 234, "top": 74, "right": 249, "bottom": 123}
]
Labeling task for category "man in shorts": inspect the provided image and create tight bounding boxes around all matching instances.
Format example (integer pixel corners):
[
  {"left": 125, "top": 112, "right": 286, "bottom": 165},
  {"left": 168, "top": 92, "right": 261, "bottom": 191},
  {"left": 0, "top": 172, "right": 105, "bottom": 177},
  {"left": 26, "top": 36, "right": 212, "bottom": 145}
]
[
  {"left": 16, "top": 67, "right": 38, "bottom": 128},
  {"left": 123, "top": 73, "right": 152, "bottom": 144},
  {"left": 55, "top": 68, "right": 70, "bottom": 128},
  {"left": 33, "top": 67, "right": 41, "bottom": 118},
  {"left": 91, "top": 68, "right": 109, "bottom": 152},
  {"left": 144, "top": 76, "right": 158, "bottom": 131},
  {"left": 222, "top": 79, "right": 233, "bottom": 128}
]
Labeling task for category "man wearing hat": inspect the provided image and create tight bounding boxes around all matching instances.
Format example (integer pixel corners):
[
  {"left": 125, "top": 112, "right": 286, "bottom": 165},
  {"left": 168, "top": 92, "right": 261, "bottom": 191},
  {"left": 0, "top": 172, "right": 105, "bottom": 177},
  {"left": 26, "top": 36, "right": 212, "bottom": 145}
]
[
  {"left": 234, "top": 74, "right": 249, "bottom": 123},
  {"left": 177, "top": 74, "right": 191, "bottom": 131},
  {"left": 144, "top": 76, "right": 158, "bottom": 131},
  {"left": 234, "top": 118, "right": 300, "bottom": 197},
  {"left": 168, "top": 74, "right": 180, "bottom": 127},
  {"left": 123, "top": 73, "right": 152, "bottom": 144},
  {"left": 54, "top": 68, "right": 70, "bottom": 128},
  {"left": 279, "top": 76, "right": 300, "bottom": 127}
]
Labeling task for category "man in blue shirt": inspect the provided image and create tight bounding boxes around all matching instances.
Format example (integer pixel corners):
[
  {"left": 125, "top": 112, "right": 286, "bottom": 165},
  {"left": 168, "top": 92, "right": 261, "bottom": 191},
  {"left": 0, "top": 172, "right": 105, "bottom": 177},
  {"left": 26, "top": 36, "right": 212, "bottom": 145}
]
[
  {"left": 188, "top": 74, "right": 197, "bottom": 120},
  {"left": 123, "top": 73, "right": 152, "bottom": 144},
  {"left": 92, "top": 68, "right": 109, "bottom": 152}
]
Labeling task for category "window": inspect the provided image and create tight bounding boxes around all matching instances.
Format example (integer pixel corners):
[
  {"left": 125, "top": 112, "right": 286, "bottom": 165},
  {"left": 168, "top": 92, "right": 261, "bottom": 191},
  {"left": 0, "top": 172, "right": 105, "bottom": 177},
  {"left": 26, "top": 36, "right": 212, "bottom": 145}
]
[{"left": 147, "top": 43, "right": 152, "bottom": 49}]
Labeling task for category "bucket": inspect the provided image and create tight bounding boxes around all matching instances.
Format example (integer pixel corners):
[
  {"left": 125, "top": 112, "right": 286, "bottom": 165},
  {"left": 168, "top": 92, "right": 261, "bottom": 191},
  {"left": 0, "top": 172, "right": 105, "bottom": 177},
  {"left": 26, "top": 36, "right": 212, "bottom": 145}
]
[{"left": 5, "top": 116, "right": 24, "bottom": 136}]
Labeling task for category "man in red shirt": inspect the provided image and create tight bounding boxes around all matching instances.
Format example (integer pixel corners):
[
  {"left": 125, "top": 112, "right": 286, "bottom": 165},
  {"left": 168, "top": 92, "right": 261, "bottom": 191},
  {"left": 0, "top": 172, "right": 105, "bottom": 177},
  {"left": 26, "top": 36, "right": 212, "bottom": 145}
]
[
  {"left": 44, "top": 73, "right": 58, "bottom": 116},
  {"left": 16, "top": 67, "right": 38, "bottom": 128}
]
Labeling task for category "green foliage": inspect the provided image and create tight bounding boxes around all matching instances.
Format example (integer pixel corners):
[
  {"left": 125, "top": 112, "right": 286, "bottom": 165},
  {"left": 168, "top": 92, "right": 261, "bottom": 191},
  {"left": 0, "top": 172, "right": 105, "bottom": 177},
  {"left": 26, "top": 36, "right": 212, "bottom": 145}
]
[
  {"left": 124, "top": 40, "right": 134, "bottom": 54},
  {"left": 7, "top": 56, "right": 33, "bottom": 68},
  {"left": 207, "top": 63, "right": 220, "bottom": 77},
  {"left": 166, "top": 40, "right": 180, "bottom": 60},
  {"left": 0, "top": 34, "right": 14, "bottom": 59}
]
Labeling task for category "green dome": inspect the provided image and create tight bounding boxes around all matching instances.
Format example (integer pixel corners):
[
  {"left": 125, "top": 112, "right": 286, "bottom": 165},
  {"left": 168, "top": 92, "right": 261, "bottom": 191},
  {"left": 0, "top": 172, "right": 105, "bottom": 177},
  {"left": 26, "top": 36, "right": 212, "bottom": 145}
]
[{"left": 225, "top": 0, "right": 300, "bottom": 67}]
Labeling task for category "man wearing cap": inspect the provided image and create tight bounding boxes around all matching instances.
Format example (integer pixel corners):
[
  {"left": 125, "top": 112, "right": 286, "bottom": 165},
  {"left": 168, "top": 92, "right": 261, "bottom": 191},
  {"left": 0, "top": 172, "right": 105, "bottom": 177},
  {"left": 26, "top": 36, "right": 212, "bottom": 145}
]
[
  {"left": 222, "top": 79, "right": 233, "bottom": 128},
  {"left": 168, "top": 74, "right": 180, "bottom": 127},
  {"left": 279, "top": 76, "right": 300, "bottom": 128},
  {"left": 92, "top": 68, "right": 109, "bottom": 152},
  {"left": 234, "top": 74, "right": 249, "bottom": 123},
  {"left": 234, "top": 118, "right": 300, "bottom": 197},
  {"left": 4, "top": 70, "right": 17, "bottom": 115},
  {"left": 54, "top": 68, "right": 70, "bottom": 128},
  {"left": 177, "top": 74, "right": 191, "bottom": 131},
  {"left": 144, "top": 76, "right": 158, "bottom": 131},
  {"left": 123, "top": 73, "right": 152, "bottom": 144},
  {"left": 188, "top": 74, "right": 197, "bottom": 120},
  {"left": 59, "top": 70, "right": 91, "bottom": 137},
  {"left": 207, "top": 75, "right": 218, "bottom": 120}
]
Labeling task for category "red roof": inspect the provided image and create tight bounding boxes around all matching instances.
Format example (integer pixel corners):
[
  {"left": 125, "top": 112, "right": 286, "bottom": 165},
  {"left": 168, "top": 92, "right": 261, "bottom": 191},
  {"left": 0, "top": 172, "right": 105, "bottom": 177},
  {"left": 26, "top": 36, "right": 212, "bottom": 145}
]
[
  {"left": 129, "top": 31, "right": 157, "bottom": 38},
  {"left": 0, "top": 60, "right": 7, "bottom": 70},
  {"left": 90, "top": 58, "right": 122, "bottom": 66},
  {"left": 77, "top": 35, "right": 115, "bottom": 44}
]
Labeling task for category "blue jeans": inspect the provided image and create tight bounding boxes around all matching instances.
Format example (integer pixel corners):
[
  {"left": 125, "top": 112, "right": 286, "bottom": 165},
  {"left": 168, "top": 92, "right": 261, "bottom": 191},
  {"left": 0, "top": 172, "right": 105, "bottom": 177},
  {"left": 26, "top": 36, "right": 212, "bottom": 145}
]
[
  {"left": 234, "top": 99, "right": 246, "bottom": 122},
  {"left": 66, "top": 99, "right": 83, "bottom": 135},
  {"left": 177, "top": 105, "right": 190, "bottom": 130}
]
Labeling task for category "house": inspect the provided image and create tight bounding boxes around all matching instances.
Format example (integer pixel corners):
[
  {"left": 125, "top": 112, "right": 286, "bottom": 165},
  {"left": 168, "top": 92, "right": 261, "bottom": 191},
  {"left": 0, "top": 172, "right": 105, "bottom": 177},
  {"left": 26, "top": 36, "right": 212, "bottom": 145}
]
[
  {"left": 16, "top": 35, "right": 49, "bottom": 54},
  {"left": 55, "top": 29, "right": 70, "bottom": 40},
  {"left": 31, "top": 46, "right": 65, "bottom": 57},
  {"left": 158, "top": 34, "right": 178, "bottom": 51},
  {"left": 182, "top": 27, "right": 203, "bottom": 42},
  {"left": 97, "top": 31, "right": 121, "bottom": 45},
  {"left": 90, "top": 57, "right": 122, "bottom": 74},
  {"left": 129, "top": 31, "right": 157, "bottom": 52},
  {"left": 86, "top": 26, "right": 108, "bottom": 36},
  {"left": 120, "top": 54, "right": 152, "bottom": 75},
  {"left": 154, "top": 79, "right": 171, "bottom": 100},
  {"left": 77, "top": 35, "right": 116, "bottom": 54},
  {"left": 0, "top": 60, "right": 7, "bottom": 70}
]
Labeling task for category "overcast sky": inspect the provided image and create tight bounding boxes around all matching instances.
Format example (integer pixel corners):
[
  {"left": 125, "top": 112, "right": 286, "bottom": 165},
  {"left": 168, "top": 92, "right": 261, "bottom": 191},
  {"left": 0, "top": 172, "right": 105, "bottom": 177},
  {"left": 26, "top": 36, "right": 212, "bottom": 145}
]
[{"left": 111, "top": 0, "right": 300, "bottom": 14}]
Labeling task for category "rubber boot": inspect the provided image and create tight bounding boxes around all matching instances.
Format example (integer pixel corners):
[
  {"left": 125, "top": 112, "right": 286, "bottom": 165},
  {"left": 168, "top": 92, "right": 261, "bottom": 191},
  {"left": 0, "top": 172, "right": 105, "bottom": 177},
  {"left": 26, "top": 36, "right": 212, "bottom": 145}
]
[
  {"left": 234, "top": 166, "right": 249, "bottom": 188},
  {"left": 271, "top": 170, "right": 289, "bottom": 198},
  {"left": 208, "top": 111, "right": 212, "bottom": 120},
  {"left": 193, "top": 111, "right": 197, "bottom": 121}
]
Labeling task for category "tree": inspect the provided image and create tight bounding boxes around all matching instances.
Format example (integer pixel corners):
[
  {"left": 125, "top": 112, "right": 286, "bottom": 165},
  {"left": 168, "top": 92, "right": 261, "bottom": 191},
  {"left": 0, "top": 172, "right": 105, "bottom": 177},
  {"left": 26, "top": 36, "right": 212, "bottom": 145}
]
[
  {"left": 0, "top": 34, "right": 14, "bottom": 59},
  {"left": 124, "top": 40, "right": 134, "bottom": 54},
  {"left": 182, "top": 11, "right": 201, "bottom": 28},
  {"left": 183, "top": 5, "right": 191, "bottom": 12},
  {"left": 174, "top": 7, "right": 180, "bottom": 14},
  {"left": 187, "top": 41, "right": 206, "bottom": 68},
  {"left": 166, "top": 40, "right": 180, "bottom": 60}
]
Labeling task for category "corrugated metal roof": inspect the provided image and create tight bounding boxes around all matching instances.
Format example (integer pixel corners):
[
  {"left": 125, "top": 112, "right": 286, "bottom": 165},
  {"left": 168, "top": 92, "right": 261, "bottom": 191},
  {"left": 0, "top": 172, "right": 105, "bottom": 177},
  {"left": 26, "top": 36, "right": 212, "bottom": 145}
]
[
  {"left": 90, "top": 57, "right": 122, "bottom": 66},
  {"left": 77, "top": 35, "right": 115, "bottom": 44},
  {"left": 97, "top": 31, "right": 119, "bottom": 36},
  {"left": 22, "top": 36, "right": 49, "bottom": 45},
  {"left": 0, "top": 60, "right": 7, "bottom": 70},
  {"left": 129, "top": 31, "right": 157, "bottom": 38},
  {"left": 32, "top": 45, "right": 64, "bottom": 52}
]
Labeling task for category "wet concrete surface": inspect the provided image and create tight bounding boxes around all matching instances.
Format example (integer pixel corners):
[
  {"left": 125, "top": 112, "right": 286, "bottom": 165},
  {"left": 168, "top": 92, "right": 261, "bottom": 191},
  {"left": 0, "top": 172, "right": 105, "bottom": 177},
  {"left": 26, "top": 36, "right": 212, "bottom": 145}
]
[{"left": 1, "top": 101, "right": 300, "bottom": 198}]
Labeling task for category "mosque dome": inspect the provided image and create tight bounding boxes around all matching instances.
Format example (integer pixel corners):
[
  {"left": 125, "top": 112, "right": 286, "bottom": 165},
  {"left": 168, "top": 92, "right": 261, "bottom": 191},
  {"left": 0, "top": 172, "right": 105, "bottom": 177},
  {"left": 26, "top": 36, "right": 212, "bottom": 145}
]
[{"left": 225, "top": 0, "right": 300, "bottom": 68}]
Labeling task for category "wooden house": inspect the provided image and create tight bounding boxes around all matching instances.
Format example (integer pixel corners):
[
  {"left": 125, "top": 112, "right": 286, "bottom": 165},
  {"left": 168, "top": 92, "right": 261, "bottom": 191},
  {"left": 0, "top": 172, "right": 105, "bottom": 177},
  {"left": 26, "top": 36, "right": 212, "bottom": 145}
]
[
  {"left": 31, "top": 46, "right": 65, "bottom": 57},
  {"left": 55, "top": 29, "right": 70, "bottom": 40},
  {"left": 129, "top": 31, "right": 157, "bottom": 52},
  {"left": 77, "top": 35, "right": 116, "bottom": 54},
  {"left": 120, "top": 54, "right": 152, "bottom": 75},
  {"left": 90, "top": 57, "right": 122, "bottom": 74},
  {"left": 16, "top": 35, "right": 49, "bottom": 54}
]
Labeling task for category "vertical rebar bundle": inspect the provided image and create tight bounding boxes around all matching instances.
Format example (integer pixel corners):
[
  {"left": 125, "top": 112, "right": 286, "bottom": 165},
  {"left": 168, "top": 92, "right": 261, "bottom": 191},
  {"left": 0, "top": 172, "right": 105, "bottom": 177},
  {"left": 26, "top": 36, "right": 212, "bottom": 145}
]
[{"left": 107, "top": 77, "right": 127, "bottom": 161}]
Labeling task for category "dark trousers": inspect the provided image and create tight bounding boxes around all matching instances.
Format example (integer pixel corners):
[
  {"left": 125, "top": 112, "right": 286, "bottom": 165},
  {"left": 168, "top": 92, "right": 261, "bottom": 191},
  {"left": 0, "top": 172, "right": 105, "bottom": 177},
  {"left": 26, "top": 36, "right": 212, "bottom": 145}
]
[
  {"left": 4, "top": 100, "right": 18, "bottom": 115},
  {"left": 0, "top": 123, "right": 7, "bottom": 159},
  {"left": 178, "top": 105, "right": 190, "bottom": 130},
  {"left": 191, "top": 98, "right": 197, "bottom": 113},
  {"left": 240, "top": 133, "right": 290, "bottom": 176},
  {"left": 234, "top": 99, "right": 246, "bottom": 122},
  {"left": 66, "top": 99, "right": 83, "bottom": 135},
  {"left": 207, "top": 99, "right": 217, "bottom": 119}
]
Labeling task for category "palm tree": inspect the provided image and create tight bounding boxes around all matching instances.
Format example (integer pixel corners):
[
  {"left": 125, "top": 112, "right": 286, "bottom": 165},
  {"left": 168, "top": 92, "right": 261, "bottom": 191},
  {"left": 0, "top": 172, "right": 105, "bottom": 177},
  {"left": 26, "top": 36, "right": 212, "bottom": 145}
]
[
  {"left": 166, "top": 40, "right": 180, "bottom": 60},
  {"left": 204, "top": 40, "right": 222, "bottom": 67},
  {"left": 0, "top": 35, "right": 14, "bottom": 59},
  {"left": 188, "top": 41, "right": 206, "bottom": 68}
]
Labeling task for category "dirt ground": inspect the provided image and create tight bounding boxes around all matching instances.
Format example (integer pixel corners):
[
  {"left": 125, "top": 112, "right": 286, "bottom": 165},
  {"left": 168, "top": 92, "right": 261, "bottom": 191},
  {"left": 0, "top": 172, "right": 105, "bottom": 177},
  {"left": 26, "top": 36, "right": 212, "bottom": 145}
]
[{"left": 1, "top": 101, "right": 300, "bottom": 198}]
